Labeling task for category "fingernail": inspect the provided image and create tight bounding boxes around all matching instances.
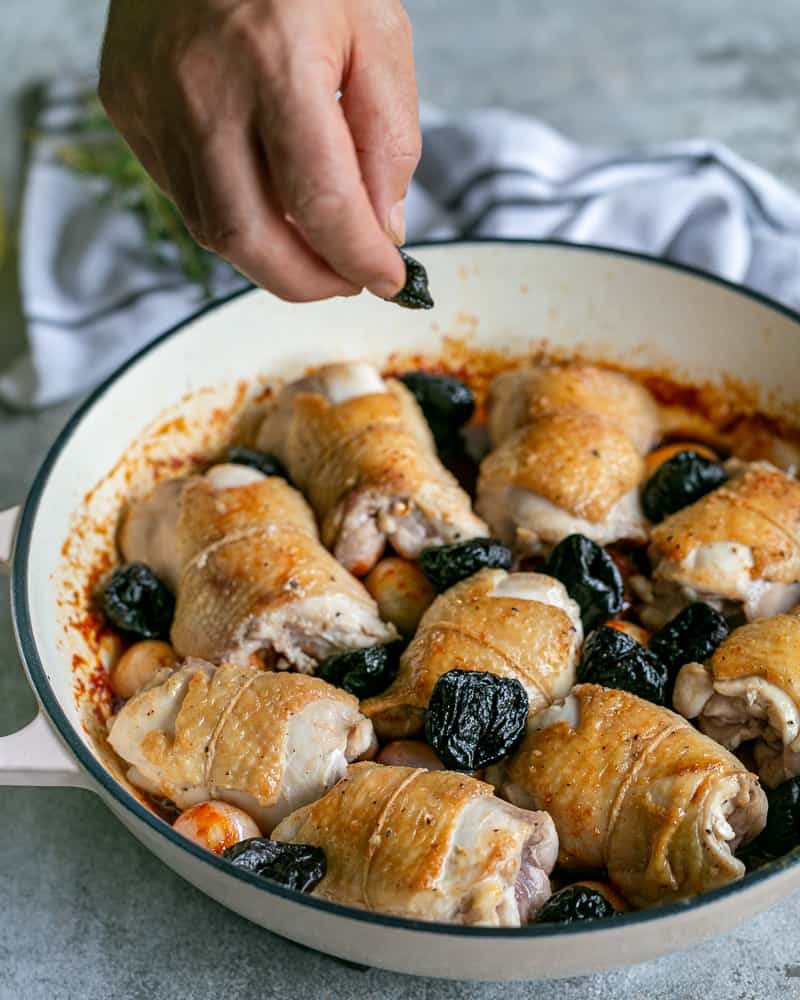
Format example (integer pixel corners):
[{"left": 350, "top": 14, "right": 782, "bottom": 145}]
[{"left": 388, "top": 200, "right": 406, "bottom": 245}]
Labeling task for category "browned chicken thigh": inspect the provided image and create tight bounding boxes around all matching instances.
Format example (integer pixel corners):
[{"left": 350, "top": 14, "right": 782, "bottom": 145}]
[
  {"left": 120, "top": 464, "right": 395, "bottom": 672},
  {"left": 674, "top": 608, "right": 800, "bottom": 787},
  {"left": 107, "top": 662, "right": 376, "bottom": 832},
  {"left": 361, "top": 569, "right": 582, "bottom": 740},
  {"left": 477, "top": 412, "right": 648, "bottom": 555},
  {"left": 488, "top": 362, "right": 661, "bottom": 452},
  {"left": 271, "top": 761, "right": 559, "bottom": 926},
  {"left": 645, "top": 461, "right": 800, "bottom": 626},
  {"left": 491, "top": 684, "right": 766, "bottom": 908},
  {"left": 255, "top": 362, "right": 487, "bottom": 575}
]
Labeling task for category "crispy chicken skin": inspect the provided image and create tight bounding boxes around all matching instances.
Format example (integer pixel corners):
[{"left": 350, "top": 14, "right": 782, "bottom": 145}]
[
  {"left": 646, "top": 461, "right": 800, "bottom": 625},
  {"left": 107, "top": 662, "right": 377, "bottom": 832},
  {"left": 361, "top": 569, "right": 582, "bottom": 740},
  {"left": 492, "top": 684, "right": 766, "bottom": 908},
  {"left": 255, "top": 363, "right": 486, "bottom": 575},
  {"left": 118, "top": 476, "right": 189, "bottom": 592},
  {"left": 477, "top": 412, "right": 648, "bottom": 555},
  {"left": 488, "top": 362, "right": 661, "bottom": 452},
  {"left": 272, "top": 761, "right": 559, "bottom": 926},
  {"left": 121, "top": 465, "right": 395, "bottom": 672},
  {"left": 674, "top": 609, "right": 800, "bottom": 787}
]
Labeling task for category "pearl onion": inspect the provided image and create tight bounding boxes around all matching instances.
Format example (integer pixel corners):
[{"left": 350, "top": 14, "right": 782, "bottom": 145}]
[
  {"left": 173, "top": 801, "right": 261, "bottom": 854},
  {"left": 376, "top": 740, "right": 445, "bottom": 770},
  {"left": 364, "top": 557, "right": 435, "bottom": 637},
  {"left": 110, "top": 640, "right": 177, "bottom": 699}
]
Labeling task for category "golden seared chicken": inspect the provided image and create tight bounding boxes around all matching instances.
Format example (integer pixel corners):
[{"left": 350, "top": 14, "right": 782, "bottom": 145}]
[
  {"left": 491, "top": 684, "right": 766, "bottom": 908},
  {"left": 477, "top": 412, "right": 648, "bottom": 556},
  {"left": 488, "top": 362, "right": 661, "bottom": 452},
  {"left": 271, "top": 762, "right": 559, "bottom": 926},
  {"left": 674, "top": 609, "right": 800, "bottom": 787},
  {"left": 646, "top": 461, "right": 800, "bottom": 627},
  {"left": 255, "top": 362, "right": 487, "bottom": 575},
  {"left": 120, "top": 464, "right": 395, "bottom": 672},
  {"left": 362, "top": 569, "right": 582, "bottom": 740},
  {"left": 107, "top": 661, "right": 376, "bottom": 832}
]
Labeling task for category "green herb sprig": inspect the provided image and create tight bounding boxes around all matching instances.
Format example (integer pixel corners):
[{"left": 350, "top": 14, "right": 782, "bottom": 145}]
[{"left": 56, "top": 97, "right": 218, "bottom": 295}]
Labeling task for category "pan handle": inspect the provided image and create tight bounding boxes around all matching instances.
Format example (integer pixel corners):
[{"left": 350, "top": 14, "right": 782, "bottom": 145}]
[
  {"left": 0, "top": 713, "right": 88, "bottom": 787},
  {"left": 0, "top": 505, "right": 89, "bottom": 788},
  {"left": 0, "top": 505, "right": 18, "bottom": 576}
]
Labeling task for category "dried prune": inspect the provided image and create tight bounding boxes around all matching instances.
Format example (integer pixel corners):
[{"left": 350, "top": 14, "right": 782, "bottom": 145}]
[
  {"left": 642, "top": 450, "right": 727, "bottom": 523},
  {"left": 317, "top": 642, "right": 404, "bottom": 699},
  {"left": 398, "top": 371, "right": 475, "bottom": 450},
  {"left": 650, "top": 602, "right": 729, "bottom": 671},
  {"left": 535, "top": 885, "right": 617, "bottom": 924},
  {"left": 578, "top": 626, "right": 669, "bottom": 705},
  {"left": 225, "top": 446, "right": 288, "bottom": 480},
  {"left": 543, "top": 534, "right": 623, "bottom": 630},
  {"left": 391, "top": 250, "right": 434, "bottom": 309},
  {"left": 102, "top": 562, "right": 175, "bottom": 640},
  {"left": 222, "top": 838, "right": 326, "bottom": 893},
  {"left": 420, "top": 538, "right": 513, "bottom": 592},
  {"left": 750, "top": 777, "right": 800, "bottom": 859},
  {"left": 424, "top": 669, "right": 528, "bottom": 770}
]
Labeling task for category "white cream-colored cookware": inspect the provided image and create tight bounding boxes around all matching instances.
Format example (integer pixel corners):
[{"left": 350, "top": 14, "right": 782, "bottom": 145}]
[{"left": 3, "top": 241, "right": 800, "bottom": 980}]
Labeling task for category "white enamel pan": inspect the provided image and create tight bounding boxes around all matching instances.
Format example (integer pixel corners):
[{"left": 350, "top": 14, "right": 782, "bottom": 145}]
[{"left": 2, "top": 240, "right": 800, "bottom": 981}]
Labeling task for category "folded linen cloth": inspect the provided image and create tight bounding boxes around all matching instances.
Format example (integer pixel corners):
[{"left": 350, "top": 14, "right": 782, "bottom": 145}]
[{"left": 3, "top": 80, "right": 800, "bottom": 410}]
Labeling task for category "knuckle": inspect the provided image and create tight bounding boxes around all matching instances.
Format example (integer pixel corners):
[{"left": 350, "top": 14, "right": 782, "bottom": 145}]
[
  {"left": 205, "top": 225, "right": 258, "bottom": 261},
  {"left": 224, "top": 4, "right": 277, "bottom": 69},
  {"left": 170, "top": 43, "right": 209, "bottom": 97},
  {"left": 292, "top": 188, "right": 350, "bottom": 236}
]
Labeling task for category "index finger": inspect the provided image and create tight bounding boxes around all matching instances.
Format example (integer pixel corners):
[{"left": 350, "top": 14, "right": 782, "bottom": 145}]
[{"left": 258, "top": 57, "right": 406, "bottom": 299}]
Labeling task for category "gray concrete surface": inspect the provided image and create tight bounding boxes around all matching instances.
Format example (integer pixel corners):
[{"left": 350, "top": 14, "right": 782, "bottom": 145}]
[{"left": 3, "top": 1, "right": 800, "bottom": 997}]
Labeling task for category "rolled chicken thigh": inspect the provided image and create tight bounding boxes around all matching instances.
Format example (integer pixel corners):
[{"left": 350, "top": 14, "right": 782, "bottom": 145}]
[
  {"left": 120, "top": 465, "right": 395, "bottom": 672},
  {"left": 492, "top": 684, "right": 766, "bottom": 907},
  {"left": 488, "top": 362, "right": 661, "bottom": 452},
  {"left": 361, "top": 569, "right": 582, "bottom": 740},
  {"left": 646, "top": 461, "right": 800, "bottom": 626},
  {"left": 674, "top": 608, "right": 800, "bottom": 787},
  {"left": 477, "top": 412, "right": 648, "bottom": 556},
  {"left": 108, "top": 661, "right": 376, "bottom": 832},
  {"left": 256, "top": 363, "right": 487, "bottom": 575},
  {"left": 272, "top": 761, "right": 559, "bottom": 926}
]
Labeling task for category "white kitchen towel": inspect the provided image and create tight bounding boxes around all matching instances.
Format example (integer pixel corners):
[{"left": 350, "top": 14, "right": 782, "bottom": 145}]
[{"left": 4, "top": 81, "right": 800, "bottom": 409}]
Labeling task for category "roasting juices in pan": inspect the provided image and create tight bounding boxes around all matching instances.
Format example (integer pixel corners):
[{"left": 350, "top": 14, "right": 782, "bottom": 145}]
[{"left": 95, "top": 354, "right": 800, "bottom": 926}]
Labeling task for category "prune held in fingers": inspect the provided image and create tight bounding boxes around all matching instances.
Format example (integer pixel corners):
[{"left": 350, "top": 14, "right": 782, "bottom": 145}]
[
  {"left": 317, "top": 642, "right": 404, "bottom": 699},
  {"left": 649, "top": 602, "right": 729, "bottom": 671},
  {"left": 420, "top": 538, "right": 513, "bottom": 592},
  {"left": 225, "top": 446, "right": 288, "bottom": 480},
  {"left": 398, "top": 371, "right": 475, "bottom": 449},
  {"left": 535, "top": 885, "right": 618, "bottom": 924},
  {"left": 391, "top": 250, "right": 434, "bottom": 309},
  {"left": 543, "top": 534, "right": 623, "bottom": 630},
  {"left": 578, "top": 626, "right": 669, "bottom": 705},
  {"left": 102, "top": 562, "right": 175, "bottom": 639},
  {"left": 642, "top": 450, "right": 727, "bottom": 523},
  {"left": 424, "top": 669, "right": 528, "bottom": 770},
  {"left": 222, "top": 838, "right": 326, "bottom": 893}
]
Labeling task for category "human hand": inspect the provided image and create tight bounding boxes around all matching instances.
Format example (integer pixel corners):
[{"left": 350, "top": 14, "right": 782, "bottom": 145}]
[{"left": 99, "top": 0, "right": 420, "bottom": 301}]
